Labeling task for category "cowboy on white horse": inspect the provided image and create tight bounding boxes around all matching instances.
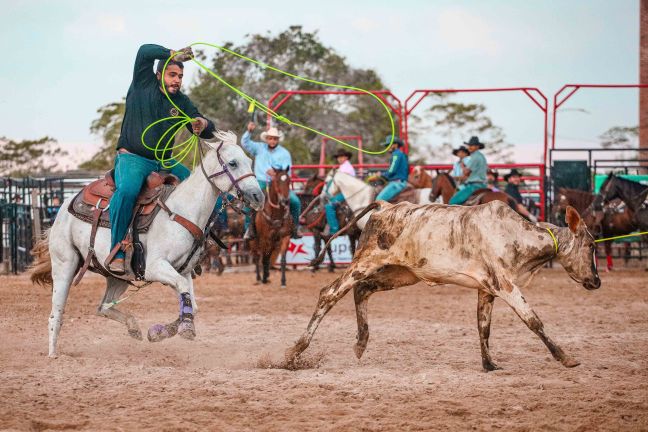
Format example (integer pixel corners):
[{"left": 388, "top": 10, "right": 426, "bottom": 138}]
[
  {"left": 324, "top": 148, "right": 356, "bottom": 235},
  {"left": 108, "top": 44, "right": 216, "bottom": 274}
]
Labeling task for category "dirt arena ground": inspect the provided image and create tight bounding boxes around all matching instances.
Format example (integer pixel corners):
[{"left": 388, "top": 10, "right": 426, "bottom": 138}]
[{"left": 1, "top": 266, "right": 647, "bottom": 431}]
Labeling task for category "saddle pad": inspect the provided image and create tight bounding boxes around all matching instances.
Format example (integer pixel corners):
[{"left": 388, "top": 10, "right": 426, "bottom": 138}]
[{"left": 68, "top": 185, "right": 175, "bottom": 233}]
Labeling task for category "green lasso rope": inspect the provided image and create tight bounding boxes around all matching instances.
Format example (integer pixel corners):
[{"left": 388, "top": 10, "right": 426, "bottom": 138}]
[{"left": 141, "top": 42, "right": 396, "bottom": 168}]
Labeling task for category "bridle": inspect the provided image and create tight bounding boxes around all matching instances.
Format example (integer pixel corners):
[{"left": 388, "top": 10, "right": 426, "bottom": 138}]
[{"left": 197, "top": 139, "right": 256, "bottom": 213}]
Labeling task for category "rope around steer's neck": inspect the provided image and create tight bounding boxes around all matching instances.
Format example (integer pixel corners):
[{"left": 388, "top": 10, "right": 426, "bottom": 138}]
[{"left": 546, "top": 228, "right": 559, "bottom": 254}]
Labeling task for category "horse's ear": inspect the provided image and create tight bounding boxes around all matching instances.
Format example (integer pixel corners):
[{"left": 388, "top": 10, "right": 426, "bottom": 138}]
[
  {"left": 566, "top": 205, "right": 583, "bottom": 233},
  {"left": 435, "top": 169, "right": 440, "bottom": 174}
]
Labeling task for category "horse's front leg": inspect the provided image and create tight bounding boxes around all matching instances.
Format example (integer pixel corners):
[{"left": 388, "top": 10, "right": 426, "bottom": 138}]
[
  {"left": 145, "top": 260, "right": 196, "bottom": 341},
  {"left": 279, "top": 236, "right": 290, "bottom": 288},
  {"left": 312, "top": 232, "right": 322, "bottom": 272},
  {"left": 262, "top": 253, "right": 271, "bottom": 284}
]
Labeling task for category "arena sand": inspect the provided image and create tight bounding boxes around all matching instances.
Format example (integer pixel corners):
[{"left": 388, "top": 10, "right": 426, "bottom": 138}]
[{"left": 0, "top": 268, "right": 646, "bottom": 431}]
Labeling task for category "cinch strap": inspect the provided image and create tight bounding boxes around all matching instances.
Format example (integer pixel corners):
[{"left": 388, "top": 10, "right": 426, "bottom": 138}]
[{"left": 546, "top": 228, "right": 558, "bottom": 254}]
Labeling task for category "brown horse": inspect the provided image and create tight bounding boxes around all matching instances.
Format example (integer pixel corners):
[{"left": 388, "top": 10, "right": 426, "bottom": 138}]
[
  {"left": 408, "top": 166, "right": 433, "bottom": 188},
  {"left": 430, "top": 171, "right": 517, "bottom": 208},
  {"left": 300, "top": 174, "right": 361, "bottom": 272},
  {"left": 249, "top": 169, "right": 292, "bottom": 287},
  {"left": 556, "top": 188, "right": 636, "bottom": 271}
]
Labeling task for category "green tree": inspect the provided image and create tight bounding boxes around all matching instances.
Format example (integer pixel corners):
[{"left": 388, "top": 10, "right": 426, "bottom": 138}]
[
  {"left": 599, "top": 125, "right": 638, "bottom": 150},
  {"left": 79, "top": 99, "right": 125, "bottom": 171},
  {"left": 409, "top": 94, "right": 514, "bottom": 163},
  {"left": 189, "top": 26, "right": 392, "bottom": 166},
  {"left": 0, "top": 136, "right": 67, "bottom": 177}
]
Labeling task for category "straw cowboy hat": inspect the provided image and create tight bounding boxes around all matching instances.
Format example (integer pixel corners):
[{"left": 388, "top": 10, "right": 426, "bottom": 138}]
[
  {"left": 260, "top": 127, "right": 284, "bottom": 142},
  {"left": 332, "top": 148, "right": 352, "bottom": 159},
  {"left": 464, "top": 136, "right": 485, "bottom": 149}
]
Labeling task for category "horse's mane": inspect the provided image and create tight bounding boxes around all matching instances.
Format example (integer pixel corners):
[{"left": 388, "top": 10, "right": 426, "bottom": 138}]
[
  {"left": 608, "top": 174, "right": 648, "bottom": 194},
  {"left": 558, "top": 188, "right": 594, "bottom": 213},
  {"left": 204, "top": 130, "right": 238, "bottom": 147},
  {"left": 439, "top": 171, "right": 456, "bottom": 189}
]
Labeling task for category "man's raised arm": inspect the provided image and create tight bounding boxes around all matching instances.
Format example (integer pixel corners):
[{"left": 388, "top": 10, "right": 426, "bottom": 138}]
[{"left": 132, "top": 44, "right": 171, "bottom": 85}]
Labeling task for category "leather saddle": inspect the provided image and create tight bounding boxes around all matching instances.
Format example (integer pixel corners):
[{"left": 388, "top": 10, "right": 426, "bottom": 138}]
[
  {"left": 465, "top": 188, "right": 492, "bottom": 206},
  {"left": 68, "top": 170, "right": 179, "bottom": 232}
]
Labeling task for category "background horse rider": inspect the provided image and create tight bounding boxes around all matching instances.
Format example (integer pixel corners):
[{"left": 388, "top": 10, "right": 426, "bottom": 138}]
[
  {"left": 367, "top": 135, "right": 410, "bottom": 202},
  {"left": 448, "top": 136, "right": 488, "bottom": 205},
  {"left": 504, "top": 169, "right": 538, "bottom": 222},
  {"left": 242, "top": 122, "right": 302, "bottom": 239},
  {"left": 324, "top": 148, "right": 356, "bottom": 235},
  {"left": 450, "top": 145, "right": 471, "bottom": 191},
  {"left": 109, "top": 44, "right": 216, "bottom": 274},
  {"left": 487, "top": 168, "right": 500, "bottom": 192}
]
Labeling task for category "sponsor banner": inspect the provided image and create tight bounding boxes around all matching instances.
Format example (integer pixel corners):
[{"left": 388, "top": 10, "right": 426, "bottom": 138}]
[{"left": 279, "top": 235, "right": 353, "bottom": 265}]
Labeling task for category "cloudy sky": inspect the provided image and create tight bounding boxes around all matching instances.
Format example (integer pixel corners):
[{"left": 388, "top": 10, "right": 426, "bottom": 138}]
[{"left": 0, "top": 0, "right": 640, "bottom": 167}]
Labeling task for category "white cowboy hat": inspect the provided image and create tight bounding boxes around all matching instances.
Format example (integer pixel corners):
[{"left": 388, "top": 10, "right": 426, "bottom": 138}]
[{"left": 260, "top": 127, "right": 284, "bottom": 142}]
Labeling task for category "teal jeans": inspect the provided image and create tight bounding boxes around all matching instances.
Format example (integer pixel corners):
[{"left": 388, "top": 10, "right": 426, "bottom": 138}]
[
  {"left": 244, "top": 180, "right": 301, "bottom": 229},
  {"left": 448, "top": 182, "right": 487, "bottom": 205},
  {"left": 375, "top": 180, "right": 407, "bottom": 201},
  {"left": 324, "top": 193, "right": 345, "bottom": 234},
  {"left": 109, "top": 153, "right": 190, "bottom": 259}
]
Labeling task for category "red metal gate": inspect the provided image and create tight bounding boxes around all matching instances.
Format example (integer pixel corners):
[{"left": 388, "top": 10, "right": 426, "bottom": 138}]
[{"left": 404, "top": 87, "right": 549, "bottom": 220}]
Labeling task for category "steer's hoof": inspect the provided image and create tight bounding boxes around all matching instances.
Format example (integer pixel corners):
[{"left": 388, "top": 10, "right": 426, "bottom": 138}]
[
  {"left": 482, "top": 361, "right": 503, "bottom": 372},
  {"left": 178, "top": 320, "right": 196, "bottom": 340},
  {"left": 560, "top": 356, "right": 580, "bottom": 368},
  {"left": 353, "top": 343, "right": 367, "bottom": 359},
  {"left": 128, "top": 328, "right": 143, "bottom": 341}
]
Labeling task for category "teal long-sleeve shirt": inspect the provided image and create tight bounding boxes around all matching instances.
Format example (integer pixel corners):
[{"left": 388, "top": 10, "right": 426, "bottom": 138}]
[
  {"left": 117, "top": 44, "right": 215, "bottom": 161},
  {"left": 382, "top": 149, "right": 409, "bottom": 181}
]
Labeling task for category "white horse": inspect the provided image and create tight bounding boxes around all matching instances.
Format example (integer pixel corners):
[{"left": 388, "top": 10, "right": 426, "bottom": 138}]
[
  {"left": 324, "top": 171, "right": 432, "bottom": 229},
  {"left": 31, "top": 131, "right": 264, "bottom": 357}
]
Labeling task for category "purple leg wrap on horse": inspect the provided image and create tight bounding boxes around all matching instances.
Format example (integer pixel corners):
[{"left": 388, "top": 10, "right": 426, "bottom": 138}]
[{"left": 179, "top": 293, "right": 193, "bottom": 319}]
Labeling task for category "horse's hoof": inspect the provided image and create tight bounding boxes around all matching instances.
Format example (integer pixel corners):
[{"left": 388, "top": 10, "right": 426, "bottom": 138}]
[
  {"left": 561, "top": 356, "right": 580, "bottom": 368},
  {"left": 178, "top": 320, "right": 196, "bottom": 340},
  {"left": 280, "top": 284, "right": 286, "bottom": 289},
  {"left": 128, "top": 328, "right": 143, "bottom": 341},
  {"left": 148, "top": 324, "right": 172, "bottom": 342}
]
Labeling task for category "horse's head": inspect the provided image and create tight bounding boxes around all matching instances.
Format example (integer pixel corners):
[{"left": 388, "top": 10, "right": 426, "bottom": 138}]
[
  {"left": 409, "top": 166, "right": 433, "bottom": 188},
  {"left": 304, "top": 173, "right": 325, "bottom": 196},
  {"left": 202, "top": 131, "right": 264, "bottom": 211},
  {"left": 598, "top": 173, "right": 618, "bottom": 205},
  {"left": 557, "top": 206, "right": 601, "bottom": 291},
  {"left": 430, "top": 171, "right": 455, "bottom": 202},
  {"left": 269, "top": 167, "right": 291, "bottom": 207}
]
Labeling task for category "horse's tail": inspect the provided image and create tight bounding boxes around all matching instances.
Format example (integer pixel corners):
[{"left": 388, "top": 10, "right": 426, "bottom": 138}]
[
  {"left": 310, "top": 202, "right": 381, "bottom": 267},
  {"left": 30, "top": 228, "right": 53, "bottom": 287}
]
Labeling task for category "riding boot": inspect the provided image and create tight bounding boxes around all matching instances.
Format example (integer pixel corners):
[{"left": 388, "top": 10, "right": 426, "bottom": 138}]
[{"left": 291, "top": 226, "right": 303, "bottom": 239}]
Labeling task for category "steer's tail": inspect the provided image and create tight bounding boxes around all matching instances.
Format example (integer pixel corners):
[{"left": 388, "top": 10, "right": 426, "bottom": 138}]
[
  {"left": 30, "top": 228, "right": 53, "bottom": 287},
  {"left": 310, "top": 202, "right": 381, "bottom": 267}
]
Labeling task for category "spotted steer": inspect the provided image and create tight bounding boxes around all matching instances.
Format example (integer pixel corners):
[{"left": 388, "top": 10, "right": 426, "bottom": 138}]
[{"left": 286, "top": 200, "right": 601, "bottom": 371}]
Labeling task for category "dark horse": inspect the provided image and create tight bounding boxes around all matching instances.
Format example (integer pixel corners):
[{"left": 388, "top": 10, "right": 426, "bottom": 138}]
[
  {"left": 430, "top": 171, "right": 517, "bottom": 207},
  {"left": 597, "top": 173, "right": 648, "bottom": 230},
  {"left": 299, "top": 174, "right": 361, "bottom": 272},
  {"left": 557, "top": 187, "right": 636, "bottom": 271},
  {"left": 249, "top": 169, "right": 292, "bottom": 287}
]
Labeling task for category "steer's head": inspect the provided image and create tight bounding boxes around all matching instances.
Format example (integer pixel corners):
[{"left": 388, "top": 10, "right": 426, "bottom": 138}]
[{"left": 558, "top": 206, "right": 601, "bottom": 291}]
